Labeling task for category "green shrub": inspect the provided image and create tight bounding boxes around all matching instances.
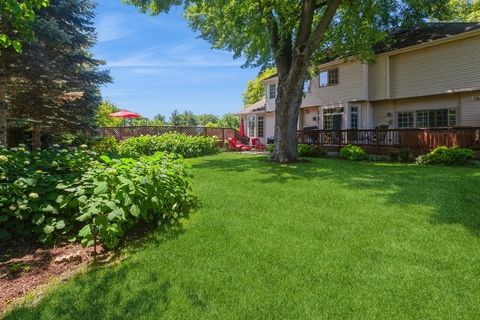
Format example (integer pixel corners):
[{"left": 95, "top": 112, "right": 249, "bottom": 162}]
[
  {"left": 389, "top": 149, "right": 413, "bottom": 162},
  {"left": 59, "top": 153, "right": 193, "bottom": 248},
  {"left": 119, "top": 133, "right": 219, "bottom": 158},
  {"left": 297, "top": 144, "right": 312, "bottom": 157},
  {"left": 267, "top": 144, "right": 274, "bottom": 153},
  {"left": 339, "top": 145, "right": 366, "bottom": 161},
  {"left": 416, "top": 147, "right": 475, "bottom": 165},
  {"left": 366, "top": 154, "right": 383, "bottom": 162},
  {"left": 92, "top": 136, "right": 119, "bottom": 156},
  {"left": 0, "top": 145, "right": 97, "bottom": 242},
  {"left": 309, "top": 146, "right": 327, "bottom": 158},
  {"left": 0, "top": 146, "right": 193, "bottom": 248}
]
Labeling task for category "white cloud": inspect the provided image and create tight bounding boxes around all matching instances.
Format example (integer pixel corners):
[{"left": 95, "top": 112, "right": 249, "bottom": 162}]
[
  {"left": 96, "top": 14, "right": 135, "bottom": 42},
  {"left": 107, "top": 39, "right": 243, "bottom": 68}
]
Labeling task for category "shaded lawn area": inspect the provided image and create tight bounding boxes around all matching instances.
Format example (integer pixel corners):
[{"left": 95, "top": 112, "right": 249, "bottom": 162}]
[{"left": 5, "top": 153, "right": 480, "bottom": 319}]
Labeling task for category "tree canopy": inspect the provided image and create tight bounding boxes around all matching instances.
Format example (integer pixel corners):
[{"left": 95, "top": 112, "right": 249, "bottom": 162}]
[
  {"left": 0, "top": 0, "right": 49, "bottom": 52},
  {"left": 445, "top": 0, "right": 480, "bottom": 21}
]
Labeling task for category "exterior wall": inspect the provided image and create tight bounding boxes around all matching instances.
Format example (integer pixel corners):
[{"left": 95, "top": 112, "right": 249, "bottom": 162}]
[
  {"left": 300, "top": 106, "right": 320, "bottom": 128},
  {"left": 264, "top": 112, "right": 276, "bottom": 140},
  {"left": 371, "top": 92, "right": 480, "bottom": 128},
  {"left": 264, "top": 79, "right": 277, "bottom": 111},
  {"left": 302, "top": 61, "right": 365, "bottom": 107},
  {"left": 390, "top": 35, "right": 480, "bottom": 99},
  {"left": 460, "top": 91, "right": 480, "bottom": 126},
  {"left": 372, "top": 100, "right": 395, "bottom": 128},
  {"left": 368, "top": 55, "right": 388, "bottom": 101}
]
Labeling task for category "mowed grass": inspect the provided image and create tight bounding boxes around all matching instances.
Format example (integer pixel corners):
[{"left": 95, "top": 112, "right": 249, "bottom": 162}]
[{"left": 5, "top": 153, "right": 480, "bottom": 319}]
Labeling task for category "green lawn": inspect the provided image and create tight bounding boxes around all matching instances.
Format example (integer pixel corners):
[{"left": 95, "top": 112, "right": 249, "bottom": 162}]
[{"left": 5, "top": 153, "right": 480, "bottom": 319}]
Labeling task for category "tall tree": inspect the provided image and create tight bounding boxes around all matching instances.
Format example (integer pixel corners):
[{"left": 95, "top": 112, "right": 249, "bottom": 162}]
[
  {"left": 95, "top": 101, "right": 123, "bottom": 127},
  {"left": 169, "top": 109, "right": 182, "bottom": 125},
  {"left": 5, "top": 0, "right": 110, "bottom": 141},
  {"left": 198, "top": 113, "right": 219, "bottom": 126},
  {"left": 125, "top": 0, "right": 450, "bottom": 162},
  {"left": 0, "top": 0, "right": 49, "bottom": 145},
  {"left": 445, "top": 0, "right": 480, "bottom": 21},
  {"left": 242, "top": 68, "right": 276, "bottom": 107}
]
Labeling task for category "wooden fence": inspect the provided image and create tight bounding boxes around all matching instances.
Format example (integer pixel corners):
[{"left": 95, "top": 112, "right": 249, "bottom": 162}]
[
  {"left": 99, "top": 126, "right": 249, "bottom": 144},
  {"left": 298, "top": 127, "right": 480, "bottom": 153}
]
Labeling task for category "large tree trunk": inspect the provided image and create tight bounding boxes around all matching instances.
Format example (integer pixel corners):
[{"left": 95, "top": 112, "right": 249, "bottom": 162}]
[
  {"left": 270, "top": 74, "right": 305, "bottom": 163},
  {"left": 0, "top": 68, "right": 6, "bottom": 147},
  {"left": 267, "top": 0, "right": 342, "bottom": 163}
]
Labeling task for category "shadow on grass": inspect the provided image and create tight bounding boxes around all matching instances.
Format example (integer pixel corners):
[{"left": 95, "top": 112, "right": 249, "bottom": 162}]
[{"left": 194, "top": 155, "right": 480, "bottom": 236}]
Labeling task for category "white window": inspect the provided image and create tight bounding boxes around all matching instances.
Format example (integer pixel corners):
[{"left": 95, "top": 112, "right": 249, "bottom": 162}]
[
  {"left": 416, "top": 109, "right": 457, "bottom": 128},
  {"left": 397, "top": 112, "right": 414, "bottom": 128},
  {"left": 248, "top": 116, "right": 255, "bottom": 137},
  {"left": 319, "top": 68, "right": 339, "bottom": 87},
  {"left": 269, "top": 84, "right": 276, "bottom": 99},
  {"left": 324, "top": 115, "right": 333, "bottom": 130},
  {"left": 257, "top": 116, "right": 264, "bottom": 137},
  {"left": 350, "top": 106, "right": 359, "bottom": 129}
]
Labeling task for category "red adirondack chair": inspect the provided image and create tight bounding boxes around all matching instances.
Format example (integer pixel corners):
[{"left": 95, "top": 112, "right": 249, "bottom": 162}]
[
  {"left": 227, "top": 138, "right": 251, "bottom": 151},
  {"left": 250, "top": 137, "right": 267, "bottom": 151}
]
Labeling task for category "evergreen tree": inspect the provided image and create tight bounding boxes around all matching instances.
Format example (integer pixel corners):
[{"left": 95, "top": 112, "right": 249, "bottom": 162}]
[{"left": 3, "top": 0, "right": 110, "bottom": 143}]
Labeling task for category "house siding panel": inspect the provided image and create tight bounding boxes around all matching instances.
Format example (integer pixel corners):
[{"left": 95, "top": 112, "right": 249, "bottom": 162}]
[
  {"left": 460, "top": 91, "right": 480, "bottom": 126},
  {"left": 368, "top": 56, "right": 388, "bottom": 101},
  {"left": 302, "top": 61, "right": 364, "bottom": 107},
  {"left": 390, "top": 35, "right": 480, "bottom": 99}
]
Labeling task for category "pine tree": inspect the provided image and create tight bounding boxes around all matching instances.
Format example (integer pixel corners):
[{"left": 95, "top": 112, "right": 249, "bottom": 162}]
[{"left": 4, "top": 0, "right": 110, "bottom": 145}]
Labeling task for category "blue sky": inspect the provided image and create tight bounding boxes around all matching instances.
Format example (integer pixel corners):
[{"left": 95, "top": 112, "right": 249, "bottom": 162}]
[{"left": 93, "top": 1, "right": 261, "bottom": 119}]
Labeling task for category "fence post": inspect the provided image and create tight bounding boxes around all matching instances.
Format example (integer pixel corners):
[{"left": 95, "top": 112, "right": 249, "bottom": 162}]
[
  {"left": 338, "top": 130, "right": 342, "bottom": 153},
  {"left": 375, "top": 127, "right": 380, "bottom": 154}
]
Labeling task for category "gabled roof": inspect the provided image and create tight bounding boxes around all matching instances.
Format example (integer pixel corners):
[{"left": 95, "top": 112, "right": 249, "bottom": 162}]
[
  {"left": 235, "top": 98, "right": 267, "bottom": 115},
  {"left": 263, "top": 22, "right": 480, "bottom": 81}
]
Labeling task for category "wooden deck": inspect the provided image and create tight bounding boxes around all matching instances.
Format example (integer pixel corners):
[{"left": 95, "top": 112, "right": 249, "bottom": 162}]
[{"left": 298, "top": 127, "right": 480, "bottom": 154}]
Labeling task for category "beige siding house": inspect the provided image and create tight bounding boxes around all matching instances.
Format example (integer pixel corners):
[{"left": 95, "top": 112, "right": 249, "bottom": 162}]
[{"left": 237, "top": 23, "right": 480, "bottom": 144}]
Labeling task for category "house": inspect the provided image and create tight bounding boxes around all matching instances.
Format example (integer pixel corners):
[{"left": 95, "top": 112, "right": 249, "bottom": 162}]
[{"left": 237, "top": 23, "right": 480, "bottom": 146}]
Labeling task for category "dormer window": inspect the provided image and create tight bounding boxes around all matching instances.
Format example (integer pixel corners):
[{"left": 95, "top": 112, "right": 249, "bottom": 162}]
[
  {"left": 319, "top": 68, "right": 339, "bottom": 87},
  {"left": 269, "top": 84, "right": 276, "bottom": 99}
]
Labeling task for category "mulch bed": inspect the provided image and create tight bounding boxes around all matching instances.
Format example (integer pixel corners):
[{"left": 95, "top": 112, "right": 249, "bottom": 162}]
[{"left": 0, "top": 239, "right": 101, "bottom": 313}]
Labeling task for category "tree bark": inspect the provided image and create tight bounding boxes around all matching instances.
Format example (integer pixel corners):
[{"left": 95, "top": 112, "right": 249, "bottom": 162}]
[
  {"left": 0, "top": 64, "right": 6, "bottom": 147},
  {"left": 269, "top": 0, "right": 342, "bottom": 163}
]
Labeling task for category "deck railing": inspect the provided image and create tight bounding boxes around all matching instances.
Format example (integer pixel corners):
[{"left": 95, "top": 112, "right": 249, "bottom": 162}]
[
  {"left": 99, "top": 126, "right": 249, "bottom": 144},
  {"left": 297, "top": 127, "right": 480, "bottom": 150}
]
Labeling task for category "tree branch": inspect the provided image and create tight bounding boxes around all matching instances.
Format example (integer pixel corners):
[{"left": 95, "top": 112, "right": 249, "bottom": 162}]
[{"left": 309, "top": 0, "right": 343, "bottom": 52}]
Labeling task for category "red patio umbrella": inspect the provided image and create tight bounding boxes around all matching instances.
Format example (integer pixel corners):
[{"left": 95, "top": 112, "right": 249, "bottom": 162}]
[
  {"left": 239, "top": 118, "right": 246, "bottom": 136},
  {"left": 108, "top": 110, "right": 141, "bottom": 119}
]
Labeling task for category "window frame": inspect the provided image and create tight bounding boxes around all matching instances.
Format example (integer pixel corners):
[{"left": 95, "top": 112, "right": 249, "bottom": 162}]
[
  {"left": 269, "top": 84, "right": 276, "bottom": 99},
  {"left": 350, "top": 106, "right": 359, "bottom": 129},
  {"left": 257, "top": 116, "right": 264, "bottom": 138},
  {"left": 397, "top": 111, "right": 414, "bottom": 128},
  {"left": 319, "top": 68, "right": 339, "bottom": 87},
  {"left": 248, "top": 116, "right": 256, "bottom": 137}
]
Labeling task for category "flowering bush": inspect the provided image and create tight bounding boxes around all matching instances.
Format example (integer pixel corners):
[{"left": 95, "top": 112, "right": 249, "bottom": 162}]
[
  {"left": 0, "top": 146, "right": 193, "bottom": 248},
  {"left": 119, "top": 133, "right": 219, "bottom": 158}
]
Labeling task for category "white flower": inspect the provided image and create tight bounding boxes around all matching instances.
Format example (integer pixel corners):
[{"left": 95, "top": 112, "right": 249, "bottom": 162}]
[{"left": 29, "top": 192, "right": 39, "bottom": 199}]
